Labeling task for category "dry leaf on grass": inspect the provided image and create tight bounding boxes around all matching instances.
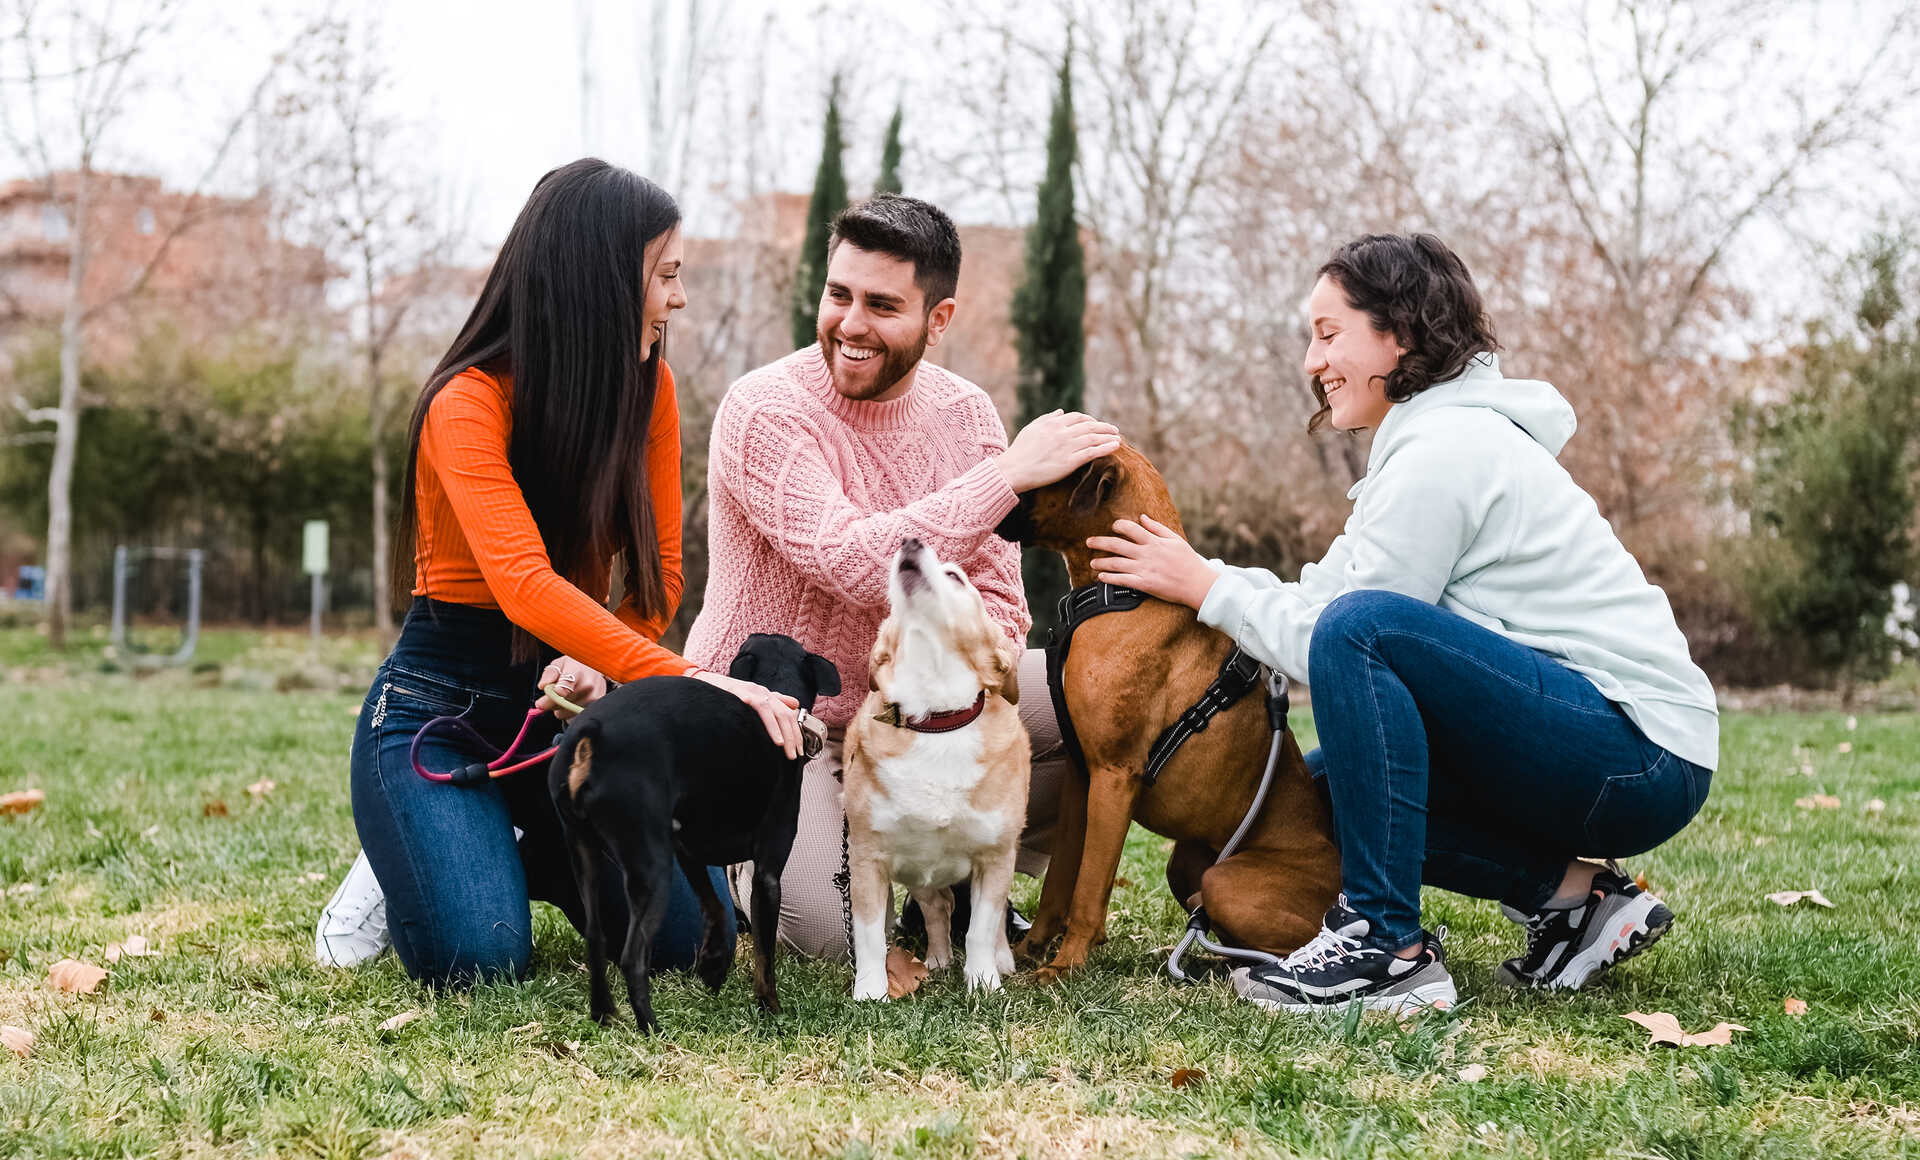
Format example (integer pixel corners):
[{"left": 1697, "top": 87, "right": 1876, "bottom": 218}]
[
  {"left": 885, "top": 946, "right": 928, "bottom": 999},
  {"left": 1457, "top": 1063, "right": 1489, "bottom": 1083},
  {"left": 1, "top": 1025, "right": 32, "bottom": 1058},
  {"left": 203, "top": 800, "right": 229, "bottom": 818},
  {"left": 1, "top": 788, "right": 45, "bottom": 815},
  {"left": 301, "top": 872, "right": 327, "bottom": 882},
  {"left": 1836, "top": 741, "right": 1853, "bottom": 754},
  {"left": 1622, "top": 1011, "right": 1748, "bottom": 1048},
  {"left": 1633, "top": 871, "right": 1652, "bottom": 893},
  {"left": 1795, "top": 795, "right": 1842, "bottom": 810},
  {"left": 378, "top": 1011, "right": 421, "bottom": 1033},
  {"left": 1169, "top": 1068, "right": 1206, "bottom": 1088},
  {"left": 149, "top": 1009, "right": 165, "bottom": 1023},
  {"left": 47, "top": 959, "right": 108, "bottom": 994},
  {"left": 507, "top": 1021, "right": 543, "bottom": 1036},
  {"left": 1867, "top": 799, "right": 1887, "bottom": 814},
  {"left": 246, "top": 778, "right": 276, "bottom": 800},
  {"left": 1767, "top": 889, "right": 1835, "bottom": 908},
  {"left": 105, "top": 935, "right": 156, "bottom": 963},
  {"left": 1783, "top": 996, "right": 1808, "bottom": 1016}
]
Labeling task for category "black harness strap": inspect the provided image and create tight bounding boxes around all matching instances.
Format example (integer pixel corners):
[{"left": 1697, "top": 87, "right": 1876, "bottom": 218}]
[{"left": 1044, "top": 582, "right": 1287, "bottom": 788}]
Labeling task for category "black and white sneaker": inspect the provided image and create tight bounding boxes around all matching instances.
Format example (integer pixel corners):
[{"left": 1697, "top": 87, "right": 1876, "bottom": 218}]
[
  {"left": 1231, "top": 896, "right": 1457, "bottom": 1016},
  {"left": 1495, "top": 866, "right": 1673, "bottom": 990}
]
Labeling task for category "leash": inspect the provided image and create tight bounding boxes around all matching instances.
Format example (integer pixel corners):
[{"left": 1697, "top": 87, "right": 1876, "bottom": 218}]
[{"left": 409, "top": 683, "right": 585, "bottom": 786}]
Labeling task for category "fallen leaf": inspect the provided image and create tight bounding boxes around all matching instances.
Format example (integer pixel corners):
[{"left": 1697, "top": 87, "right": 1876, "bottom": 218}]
[
  {"left": 203, "top": 800, "right": 229, "bottom": 818},
  {"left": 1169, "top": 1068, "right": 1206, "bottom": 1088},
  {"left": 301, "top": 872, "right": 327, "bottom": 882},
  {"left": 378, "top": 1011, "right": 421, "bottom": 1033},
  {"left": 1795, "top": 795, "right": 1841, "bottom": 810},
  {"left": 246, "top": 778, "right": 276, "bottom": 799},
  {"left": 1622, "top": 1011, "right": 1748, "bottom": 1048},
  {"left": 47, "top": 959, "right": 108, "bottom": 995},
  {"left": 541, "top": 1039, "right": 581, "bottom": 1059},
  {"left": 149, "top": 1008, "right": 165, "bottom": 1023},
  {"left": 1113, "top": 876, "right": 1134, "bottom": 889},
  {"left": 1766, "top": 889, "right": 1835, "bottom": 908},
  {"left": 885, "top": 946, "right": 928, "bottom": 999},
  {"left": 1783, "top": 996, "right": 1808, "bottom": 1016},
  {"left": 0, "top": 1025, "right": 32, "bottom": 1058},
  {"left": 1867, "top": 799, "right": 1887, "bottom": 814},
  {"left": 104, "top": 935, "right": 156, "bottom": 963},
  {"left": 0, "top": 788, "right": 45, "bottom": 815},
  {"left": 1846, "top": 715, "right": 1858, "bottom": 731},
  {"left": 1457, "top": 1063, "right": 1488, "bottom": 1083},
  {"left": 1634, "top": 871, "right": 1652, "bottom": 893},
  {"left": 507, "top": 1021, "right": 543, "bottom": 1036},
  {"left": 1836, "top": 741, "right": 1853, "bottom": 754}
]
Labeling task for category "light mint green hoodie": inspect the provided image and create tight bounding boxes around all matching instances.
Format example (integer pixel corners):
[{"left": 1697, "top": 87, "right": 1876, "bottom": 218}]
[{"left": 1196, "top": 353, "right": 1718, "bottom": 770}]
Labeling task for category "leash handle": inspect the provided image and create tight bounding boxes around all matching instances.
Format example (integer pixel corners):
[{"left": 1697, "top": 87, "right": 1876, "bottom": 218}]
[{"left": 408, "top": 682, "right": 581, "bottom": 784}]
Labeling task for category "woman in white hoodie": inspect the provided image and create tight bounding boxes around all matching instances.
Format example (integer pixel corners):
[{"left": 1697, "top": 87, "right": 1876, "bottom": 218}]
[{"left": 1087, "top": 233, "right": 1717, "bottom": 1015}]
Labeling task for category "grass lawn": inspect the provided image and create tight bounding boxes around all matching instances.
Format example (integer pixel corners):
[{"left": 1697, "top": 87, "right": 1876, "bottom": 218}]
[{"left": 2, "top": 630, "right": 1919, "bottom": 1158}]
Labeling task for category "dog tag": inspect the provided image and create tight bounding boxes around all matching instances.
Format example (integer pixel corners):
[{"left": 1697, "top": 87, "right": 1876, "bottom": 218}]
[{"left": 871, "top": 703, "right": 904, "bottom": 728}]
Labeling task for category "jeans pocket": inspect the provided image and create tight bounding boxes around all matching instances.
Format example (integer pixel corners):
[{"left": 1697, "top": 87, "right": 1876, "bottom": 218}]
[
  {"left": 1581, "top": 751, "right": 1701, "bottom": 858},
  {"left": 378, "top": 666, "right": 476, "bottom": 720}
]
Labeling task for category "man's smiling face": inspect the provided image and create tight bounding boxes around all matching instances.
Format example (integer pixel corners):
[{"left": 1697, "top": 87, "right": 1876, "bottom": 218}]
[{"left": 816, "top": 242, "right": 952, "bottom": 402}]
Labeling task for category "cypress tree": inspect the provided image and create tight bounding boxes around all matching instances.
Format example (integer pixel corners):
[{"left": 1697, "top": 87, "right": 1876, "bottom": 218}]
[
  {"left": 792, "top": 79, "right": 849, "bottom": 350},
  {"left": 1010, "top": 47, "right": 1087, "bottom": 642},
  {"left": 875, "top": 104, "right": 904, "bottom": 196}
]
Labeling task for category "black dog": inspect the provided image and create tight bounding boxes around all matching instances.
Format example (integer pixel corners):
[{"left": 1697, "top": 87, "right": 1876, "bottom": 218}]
[{"left": 548, "top": 633, "right": 839, "bottom": 1033}]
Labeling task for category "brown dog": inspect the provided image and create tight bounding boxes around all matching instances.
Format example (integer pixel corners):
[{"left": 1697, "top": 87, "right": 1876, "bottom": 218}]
[{"left": 999, "top": 444, "right": 1341, "bottom": 982}]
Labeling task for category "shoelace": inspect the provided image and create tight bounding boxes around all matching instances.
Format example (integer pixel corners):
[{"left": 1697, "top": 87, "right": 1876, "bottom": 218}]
[{"left": 1280, "top": 923, "right": 1365, "bottom": 970}]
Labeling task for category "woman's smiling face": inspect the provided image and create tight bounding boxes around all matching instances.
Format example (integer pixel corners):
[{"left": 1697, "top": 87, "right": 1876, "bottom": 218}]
[{"left": 1304, "top": 274, "right": 1405, "bottom": 432}]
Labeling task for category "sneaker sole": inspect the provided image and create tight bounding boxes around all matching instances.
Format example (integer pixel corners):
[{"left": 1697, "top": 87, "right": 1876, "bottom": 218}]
[
  {"left": 1497, "top": 894, "right": 1673, "bottom": 990},
  {"left": 1234, "top": 971, "right": 1459, "bottom": 1018}
]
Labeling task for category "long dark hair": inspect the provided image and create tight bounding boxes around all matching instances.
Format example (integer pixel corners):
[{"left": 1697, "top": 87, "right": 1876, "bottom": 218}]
[
  {"left": 393, "top": 158, "right": 681, "bottom": 661},
  {"left": 1308, "top": 233, "right": 1500, "bottom": 433}
]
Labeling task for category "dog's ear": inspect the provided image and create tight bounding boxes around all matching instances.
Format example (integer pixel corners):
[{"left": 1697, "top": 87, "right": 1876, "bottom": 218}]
[
  {"left": 807, "top": 653, "right": 842, "bottom": 698},
  {"left": 868, "top": 618, "right": 899, "bottom": 693},
  {"left": 1068, "top": 458, "right": 1123, "bottom": 515},
  {"left": 993, "top": 501, "right": 1036, "bottom": 544},
  {"left": 727, "top": 647, "right": 759, "bottom": 682}
]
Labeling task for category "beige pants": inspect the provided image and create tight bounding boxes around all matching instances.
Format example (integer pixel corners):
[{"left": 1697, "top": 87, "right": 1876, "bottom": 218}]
[{"left": 731, "top": 648, "right": 1067, "bottom": 962}]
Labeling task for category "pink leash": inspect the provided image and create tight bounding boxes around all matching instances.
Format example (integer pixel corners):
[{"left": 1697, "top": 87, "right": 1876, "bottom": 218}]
[{"left": 409, "top": 684, "right": 584, "bottom": 786}]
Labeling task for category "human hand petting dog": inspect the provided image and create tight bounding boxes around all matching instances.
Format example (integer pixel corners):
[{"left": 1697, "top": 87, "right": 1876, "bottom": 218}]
[
  {"left": 691, "top": 670, "right": 806, "bottom": 760},
  {"left": 536, "top": 658, "right": 608, "bottom": 719},
  {"left": 1087, "top": 515, "right": 1219, "bottom": 611},
  {"left": 995, "top": 409, "right": 1122, "bottom": 493}
]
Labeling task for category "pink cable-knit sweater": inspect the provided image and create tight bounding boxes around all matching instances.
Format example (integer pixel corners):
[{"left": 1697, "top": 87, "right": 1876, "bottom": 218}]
[{"left": 684, "top": 345, "right": 1030, "bottom": 725}]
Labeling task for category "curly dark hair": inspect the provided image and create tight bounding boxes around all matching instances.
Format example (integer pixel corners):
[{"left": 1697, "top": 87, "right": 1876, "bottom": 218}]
[{"left": 1307, "top": 233, "right": 1500, "bottom": 434}]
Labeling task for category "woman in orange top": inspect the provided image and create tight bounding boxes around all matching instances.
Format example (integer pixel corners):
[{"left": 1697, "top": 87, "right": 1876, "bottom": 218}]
[{"left": 319, "top": 159, "right": 801, "bottom": 985}]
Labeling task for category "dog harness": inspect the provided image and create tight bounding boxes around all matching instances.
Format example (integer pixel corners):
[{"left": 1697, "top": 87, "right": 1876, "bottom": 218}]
[{"left": 1044, "top": 582, "right": 1288, "bottom": 787}]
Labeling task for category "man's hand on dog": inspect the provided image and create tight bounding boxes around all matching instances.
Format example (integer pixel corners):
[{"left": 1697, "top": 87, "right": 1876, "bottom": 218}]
[
  {"left": 995, "top": 409, "right": 1122, "bottom": 493},
  {"left": 536, "top": 659, "right": 608, "bottom": 719},
  {"left": 1087, "top": 515, "right": 1219, "bottom": 611},
  {"left": 691, "top": 670, "right": 806, "bottom": 760}
]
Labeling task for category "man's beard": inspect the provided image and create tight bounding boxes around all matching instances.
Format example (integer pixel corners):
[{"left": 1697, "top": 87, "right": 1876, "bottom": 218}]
[{"left": 819, "top": 322, "right": 929, "bottom": 401}]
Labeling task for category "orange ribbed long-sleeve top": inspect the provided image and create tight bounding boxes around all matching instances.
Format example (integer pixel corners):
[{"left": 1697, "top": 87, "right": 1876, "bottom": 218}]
[{"left": 410, "top": 364, "right": 693, "bottom": 682}]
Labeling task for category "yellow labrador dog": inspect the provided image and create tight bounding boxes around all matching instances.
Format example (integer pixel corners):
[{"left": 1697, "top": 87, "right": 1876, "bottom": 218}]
[{"left": 843, "top": 537, "right": 1030, "bottom": 998}]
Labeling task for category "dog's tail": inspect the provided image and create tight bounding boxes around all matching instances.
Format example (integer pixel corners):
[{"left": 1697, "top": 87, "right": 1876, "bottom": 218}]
[{"left": 555, "top": 716, "right": 601, "bottom": 802}]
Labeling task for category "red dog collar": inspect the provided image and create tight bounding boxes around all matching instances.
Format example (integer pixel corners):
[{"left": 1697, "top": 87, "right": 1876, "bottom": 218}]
[{"left": 873, "top": 691, "right": 987, "bottom": 733}]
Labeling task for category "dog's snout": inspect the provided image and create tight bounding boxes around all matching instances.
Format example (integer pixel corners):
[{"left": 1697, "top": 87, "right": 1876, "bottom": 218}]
[{"left": 899, "top": 536, "right": 924, "bottom": 556}]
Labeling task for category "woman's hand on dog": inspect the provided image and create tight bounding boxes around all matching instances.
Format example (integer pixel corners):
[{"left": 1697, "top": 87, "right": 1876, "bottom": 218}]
[
  {"left": 996, "top": 409, "right": 1122, "bottom": 493},
  {"left": 1087, "top": 515, "right": 1220, "bottom": 611},
  {"left": 536, "top": 658, "right": 608, "bottom": 719},
  {"left": 691, "top": 670, "right": 806, "bottom": 759}
]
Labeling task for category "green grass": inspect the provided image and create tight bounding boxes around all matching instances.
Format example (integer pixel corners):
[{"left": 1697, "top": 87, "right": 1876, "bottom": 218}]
[{"left": 3, "top": 635, "right": 1919, "bottom": 1157}]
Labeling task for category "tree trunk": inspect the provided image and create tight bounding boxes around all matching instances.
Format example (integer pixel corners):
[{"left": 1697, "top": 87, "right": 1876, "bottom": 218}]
[
  {"left": 43, "top": 179, "right": 93, "bottom": 650},
  {"left": 369, "top": 338, "right": 393, "bottom": 640}
]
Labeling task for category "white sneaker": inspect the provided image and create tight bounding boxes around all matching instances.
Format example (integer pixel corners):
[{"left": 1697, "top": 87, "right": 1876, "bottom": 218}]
[{"left": 315, "top": 850, "right": 391, "bottom": 967}]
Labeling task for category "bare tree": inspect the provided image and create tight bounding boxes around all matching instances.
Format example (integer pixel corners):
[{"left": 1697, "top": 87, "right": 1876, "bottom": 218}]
[
  {"left": 0, "top": 0, "right": 278, "bottom": 647},
  {"left": 271, "top": 17, "right": 461, "bottom": 640}
]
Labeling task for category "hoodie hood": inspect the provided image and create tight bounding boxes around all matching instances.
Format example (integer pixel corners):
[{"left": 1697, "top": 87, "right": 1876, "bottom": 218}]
[{"left": 1365, "top": 353, "right": 1577, "bottom": 481}]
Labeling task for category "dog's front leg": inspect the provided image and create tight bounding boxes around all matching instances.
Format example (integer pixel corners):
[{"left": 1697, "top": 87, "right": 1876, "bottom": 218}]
[
  {"left": 674, "top": 845, "right": 732, "bottom": 993},
  {"left": 848, "top": 852, "right": 894, "bottom": 1001},
  {"left": 1036, "top": 764, "right": 1141, "bottom": 984},
  {"left": 1017, "top": 764, "right": 1086, "bottom": 962},
  {"left": 966, "top": 845, "right": 1018, "bottom": 992}
]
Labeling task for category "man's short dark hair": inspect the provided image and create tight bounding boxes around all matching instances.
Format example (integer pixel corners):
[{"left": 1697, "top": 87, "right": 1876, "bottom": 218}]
[{"left": 828, "top": 195, "right": 962, "bottom": 309}]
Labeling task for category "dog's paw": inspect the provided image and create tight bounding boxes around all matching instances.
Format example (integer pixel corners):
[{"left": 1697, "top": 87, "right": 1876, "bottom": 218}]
[
  {"left": 923, "top": 947, "right": 953, "bottom": 971},
  {"left": 964, "top": 965, "right": 1003, "bottom": 993},
  {"left": 851, "top": 975, "right": 890, "bottom": 1002},
  {"left": 696, "top": 955, "right": 730, "bottom": 993},
  {"left": 1012, "top": 933, "right": 1050, "bottom": 963},
  {"left": 1032, "top": 961, "right": 1072, "bottom": 986},
  {"left": 996, "top": 945, "right": 1015, "bottom": 975},
  {"left": 755, "top": 991, "right": 781, "bottom": 1015}
]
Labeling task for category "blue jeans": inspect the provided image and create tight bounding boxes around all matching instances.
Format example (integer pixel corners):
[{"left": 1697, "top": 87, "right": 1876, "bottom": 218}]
[
  {"left": 1304, "top": 590, "right": 1711, "bottom": 951},
  {"left": 349, "top": 598, "right": 734, "bottom": 984}
]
